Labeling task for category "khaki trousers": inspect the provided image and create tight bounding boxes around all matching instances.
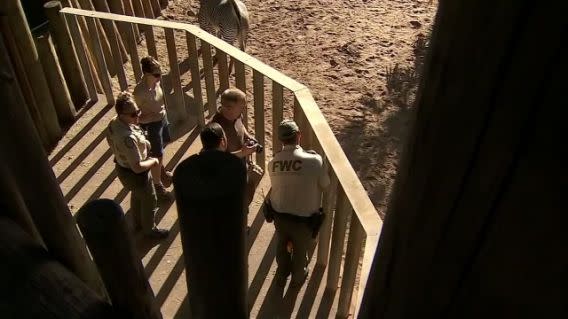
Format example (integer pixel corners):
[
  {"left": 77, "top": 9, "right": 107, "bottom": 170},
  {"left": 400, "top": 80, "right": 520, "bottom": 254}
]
[
  {"left": 274, "top": 214, "right": 313, "bottom": 283},
  {"left": 116, "top": 164, "right": 157, "bottom": 233}
]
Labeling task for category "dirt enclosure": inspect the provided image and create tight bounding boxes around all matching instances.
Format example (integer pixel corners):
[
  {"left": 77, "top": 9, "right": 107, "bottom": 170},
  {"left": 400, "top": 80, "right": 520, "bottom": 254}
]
[{"left": 159, "top": 0, "right": 437, "bottom": 217}]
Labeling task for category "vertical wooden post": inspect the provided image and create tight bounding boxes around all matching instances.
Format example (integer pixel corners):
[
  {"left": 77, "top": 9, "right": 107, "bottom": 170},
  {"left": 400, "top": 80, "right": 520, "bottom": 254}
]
[
  {"left": 0, "top": 37, "right": 107, "bottom": 297},
  {"left": 234, "top": 60, "right": 247, "bottom": 127},
  {"left": 63, "top": 13, "right": 98, "bottom": 102},
  {"left": 164, "top": 28, "right": 187, "bottom": 123},
  {"left": 141, "top": 0, "right": 155, "bottom": 19},
  {"left": 107, "top": 0, "right": 135, "bottom": 48},
  {"left": 217, "top": 50, "right": 230, "bottom": 92},
  {"left": 85, "top": 16, "right": 115, "bottom": 104},
  {"left": 0, "top": 20, "right": 50, "bottom": 147},
  {"left": 253, "top": 70, "right": 265, "bottom": 168},
  {"left": 131, "top": 0, "right": 146, "bottom": 18},
  {"left": 77, "top": 0, "right": 118, "bottom": 76},
  {"left": 0, "top": 218, "right": 116, "bottom": 318},
  {"left": 117, "top": 0, "right": 140, "bottom": 39},
  {"left": 294, "top": 97, "right": 313, "bottom": 149},
  {"left": 186, "top": 32, "right": 205, "bottom": 126},
  {"left": 44, "top": 1, "right": 88, "bottom": 108},
  {"left": 100, "top": 18, "right": 128, "bottom": 90},
  {"left": 159, "top": 0, "right": 168, "bottom": 8},
  {"left": 272, "top": 82, "right": 284, "bottom": 153},
  {"left": 4, "top": 0, "right": 62, "bottom": 145},
  {"left": 91, "top": 0, "right": 128, "bottom": 62},
  {"left": 337, "top": 218, "right": 364, "bottom": 318},
  {"left": 122, "top": 22, "right": 143, "bottom": 81},
  {"left": 317, "top": 168, "right": 338, "bottom": 266},
  {"left": 76, "top": 200, "right": 162, "bottom": 319},
  {"left": 201, "top": 41, "right": 217, "bottom": 115},
  {"left": 145, "top": 26, "right": 158, "bottom": 58},
  {"left": 149, "top": 0, "right": 161, "bottom": 17},
  {"left": 36, "top": 32, "right": 77, "bottom": 125},
  {"left": 327, "top": 186, "right": 352, "bottom": 290}
]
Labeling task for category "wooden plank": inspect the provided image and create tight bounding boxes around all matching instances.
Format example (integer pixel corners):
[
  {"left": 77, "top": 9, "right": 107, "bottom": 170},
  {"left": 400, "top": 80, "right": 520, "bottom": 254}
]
[
  {"left": 122, "top": 21, "right": 142, "bottom": 81},
  {"left": 91, "top": 0, "right": 128, "bottom": 62},
  {"left": 337, "top": 218, "right": 364, "bottom": 318},
  {"left": 63, "top": 13, "right": 98, "bottom": 102},
  {"left": 149, "top": 0, "right": 161, "bottom": 17},
  {"left": 326, "top": 186, "right": 351, "bottom": 290},
  {"left": 272, "top": 81, "right": 283, "bottom": 153},
  {"left": 217, "top": 50, "right": 230, "bottom": 92},
  {"left": 186, "top": 32, "right": 205, "bottom": 126},
  {"left": 5, "top": 0, "right": 62, "bottom": 144},
  {"left": 101, "top": 19, "right": 128, "bottom": 90},
  {"left": 164, "top": 27, "right": 187, "bottom": 123},
  {"left": 141, "top": 0, "right": 155, "bottom": 19},
  {"left": 80, "top": 0, "right": 116, "bottom": 75},
  {"left": 59, "top": 8, "right": 306, "bottom": 91},
  {"left": 144, "top": 25, "right": 158, "bottom": 58},
  {"left": 253, "top": 70, "right": 265, "bottom": 168},
  {"left": 201, "top": 41, "right": 217, "bottom": 115},
  {"left": 117, "top": 0, "right": 140, "bottom": 39},
  {"left": 294, "top": 97, "right": 313, "bottom": 149},
  {"left": 44, "top": 0, "right": 88, "bottom": 108},
  {"left": 36, "top": 32, "right": 77, "bottom": 125},
  {"left": 76, "top": 200, "right": 162, "bottom": 319},
  {"left": 317, "top": 167, "right": 338, "bottom": 266},
  {"left": 234, "top": 60, "right": 247, "bottom": 127},
  {"left": 131, "top": 0, "right": 146, "bottom": 19},
  {"left": 85, "top": 16, "right": 115, "bottom": 104}
]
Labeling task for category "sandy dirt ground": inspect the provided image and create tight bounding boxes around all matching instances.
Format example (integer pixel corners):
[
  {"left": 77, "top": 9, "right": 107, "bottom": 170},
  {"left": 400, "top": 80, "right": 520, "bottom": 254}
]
[{"left": 160, "top": 0, "right": 437, "bottom": 217}]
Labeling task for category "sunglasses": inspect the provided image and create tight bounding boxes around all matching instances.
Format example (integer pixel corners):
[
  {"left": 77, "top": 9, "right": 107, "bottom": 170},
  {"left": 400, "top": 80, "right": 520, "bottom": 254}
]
[{"left": 123, "top": 109, "right": 141, "bottom": 118}]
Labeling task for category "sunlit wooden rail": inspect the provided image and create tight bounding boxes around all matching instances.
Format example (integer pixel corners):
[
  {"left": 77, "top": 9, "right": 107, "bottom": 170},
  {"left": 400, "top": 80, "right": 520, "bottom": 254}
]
[{"left": 59, "top": 7, "right": 382, "bottom": 318}]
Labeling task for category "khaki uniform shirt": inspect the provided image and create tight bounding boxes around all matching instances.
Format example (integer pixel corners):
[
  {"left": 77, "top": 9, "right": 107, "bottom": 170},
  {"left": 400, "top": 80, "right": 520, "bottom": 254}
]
[
  {"left": 210, "top": 112, "right": 246, "bottom": 153},
  {"left": 133, "top": 80, "right": 166, "bottom": 124},
  {"left": 106, "top": 117, "right": 150, "bottom": 170},
  {"left": 268, "top": 145, "right": 330, "bottom": 217}
]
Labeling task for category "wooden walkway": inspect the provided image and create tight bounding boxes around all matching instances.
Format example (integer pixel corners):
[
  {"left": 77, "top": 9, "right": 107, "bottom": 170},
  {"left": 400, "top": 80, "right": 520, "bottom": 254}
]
[{"left": 49, "top": 96, "right": 340, "bottom": 318}]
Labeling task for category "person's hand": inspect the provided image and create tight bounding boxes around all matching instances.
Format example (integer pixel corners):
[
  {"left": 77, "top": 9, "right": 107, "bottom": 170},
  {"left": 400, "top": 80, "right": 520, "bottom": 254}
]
[
  {"left": 242, "top": 143, "right": 257, "bottom": 156},
  {"left": 149, "top": 157, "right": 159, "bottom": 166}
]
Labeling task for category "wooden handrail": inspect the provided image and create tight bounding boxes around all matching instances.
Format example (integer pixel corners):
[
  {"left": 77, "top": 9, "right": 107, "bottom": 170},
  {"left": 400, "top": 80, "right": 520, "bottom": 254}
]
[{"left": 59, "top": 7, "right": 383, "bottom": 316}]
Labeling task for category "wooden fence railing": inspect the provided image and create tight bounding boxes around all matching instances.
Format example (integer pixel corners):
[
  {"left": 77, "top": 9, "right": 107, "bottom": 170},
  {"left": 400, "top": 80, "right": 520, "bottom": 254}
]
[{"left": 59, "top": 7, "right": 382, "bottom": 317}]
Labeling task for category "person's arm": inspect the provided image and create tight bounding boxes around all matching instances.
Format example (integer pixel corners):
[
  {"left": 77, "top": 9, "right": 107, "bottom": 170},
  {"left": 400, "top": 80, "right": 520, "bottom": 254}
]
[
  {"left": 122, "top": 136, "right": 159, "bottom": 173},
  {"left": 232, "top": 143, "right": 256, "bottom": 158}
]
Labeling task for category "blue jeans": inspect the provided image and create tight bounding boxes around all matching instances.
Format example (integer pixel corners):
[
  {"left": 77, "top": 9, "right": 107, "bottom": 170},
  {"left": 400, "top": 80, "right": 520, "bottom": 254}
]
[{"left": 141, "top": 117, "right": 171, "bottom": 158}]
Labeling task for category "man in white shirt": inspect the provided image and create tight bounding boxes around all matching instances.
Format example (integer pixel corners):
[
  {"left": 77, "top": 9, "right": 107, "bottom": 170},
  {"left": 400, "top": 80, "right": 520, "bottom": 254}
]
[{"left": 267, "top": 120, "right": 330, "bottom": 287}]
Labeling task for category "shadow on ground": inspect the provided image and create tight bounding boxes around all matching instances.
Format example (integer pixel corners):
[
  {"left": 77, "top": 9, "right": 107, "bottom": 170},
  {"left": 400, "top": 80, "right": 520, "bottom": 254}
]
[{"left": 336, "top": 34, "right": 430, "bottom": 218}]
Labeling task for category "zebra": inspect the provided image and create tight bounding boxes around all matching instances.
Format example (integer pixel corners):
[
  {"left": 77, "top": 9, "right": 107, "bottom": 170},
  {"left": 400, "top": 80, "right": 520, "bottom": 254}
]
[{"left": 198, "top": 0, "right": 250, "bottom": 51}]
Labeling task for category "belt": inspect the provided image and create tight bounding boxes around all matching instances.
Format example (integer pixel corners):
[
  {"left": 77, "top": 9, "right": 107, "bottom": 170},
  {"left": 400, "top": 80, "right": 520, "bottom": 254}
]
[
  {"left": 114, "top": 160, "right": 148, "bottom": 176},
  {"left": 274, "top": 211, "right": 313, "bottom": 223}
]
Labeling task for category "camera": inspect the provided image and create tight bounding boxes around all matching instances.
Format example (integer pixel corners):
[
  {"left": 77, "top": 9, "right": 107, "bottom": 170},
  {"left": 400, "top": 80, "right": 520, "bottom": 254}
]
[{"left": 246, "top": 139, "right": 264, "bottom": 153}]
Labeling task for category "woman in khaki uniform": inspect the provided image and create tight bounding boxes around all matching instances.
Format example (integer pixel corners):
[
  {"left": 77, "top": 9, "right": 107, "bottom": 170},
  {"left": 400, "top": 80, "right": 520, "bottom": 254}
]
[{"left": 106, "top": 92, "right": 170, "bottom": 238}]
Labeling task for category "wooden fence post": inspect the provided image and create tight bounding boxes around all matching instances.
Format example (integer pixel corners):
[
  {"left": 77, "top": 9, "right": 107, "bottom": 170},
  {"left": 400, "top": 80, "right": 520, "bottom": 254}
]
[
  {"left": 186, "top": 32, "right": 205, "bottom": 126},
  {"left": 91, "top": 0, "right": 128, "bottom": 63},
  {"left": 327, "top": 186, "right": 352, "bottom": 290},
  {"left": 234, "top": 60, "right": 247, "bottom": 127},
  {"left": 36, "top": 32, "right": 77, "bottom": 125},
  {"left": 85, "top": 16, "right": 115, "bottom": 104},
  {"left": 173, "top": 150, "right": 248, "bottom": 319},
  {"left": 0, "top": 218, "right": 116, "bottom": 318},
  {"left": 272, "top": 82, "right": 284, "bottom": 153},
  {"left": 253, "top": 70, "right": 265, "bottom": 168},
  {"left": 201, "top": 41, "right": 217, "bottom": 116},
  {"left": 44, "top": 1, "right": 88, "bottom": 108},
  {"left": 337, "top": 218, "right": 364, "bottom": 318},
  {"left": 164, "top": 28, "right": 187, "bottom": 123},
  {"left": 4, "top": 0, "right": 62, "bottom": 145},
  {"left": 0, "top": 35, "right": 107, "bottom": 297},
  {"left": 76, "top": 199, "right": 162, "bottom": 319}
]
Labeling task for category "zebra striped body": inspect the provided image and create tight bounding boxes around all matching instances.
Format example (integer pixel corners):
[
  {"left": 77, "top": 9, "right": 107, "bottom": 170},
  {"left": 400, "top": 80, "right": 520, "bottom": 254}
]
[{"left": 198, "top": 0, "right": 249, "bottom": 50}]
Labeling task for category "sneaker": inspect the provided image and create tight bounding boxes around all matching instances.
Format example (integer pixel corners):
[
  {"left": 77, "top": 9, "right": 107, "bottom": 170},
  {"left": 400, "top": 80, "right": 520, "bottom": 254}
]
[
  {"left": 155, "top": 183, "right": 174, "bottom": 202},
  {"left": 161, "top": 169, "right": 173, "bottom": 188},
  {"left": 146, "top": 228, "right": 170, "bottom": 239}
]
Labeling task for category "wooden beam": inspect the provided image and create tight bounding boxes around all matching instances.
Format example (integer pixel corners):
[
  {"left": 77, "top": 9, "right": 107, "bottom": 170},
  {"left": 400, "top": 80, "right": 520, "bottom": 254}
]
[
  {"left": 91, "top": 0, "right": 128, "bottom": 63},
  {"left": 85, "top": 16, "right": 115, "bottom": 104},
  {"left": 63, "top": 13, "right": 98, "bottom": 102},
  {"left": 337, "top": 218, "right": 364, "bottom": 318},
  {"left": 44, "top": 1, "right": 88, "bottom": 108},
  {"left": 326, "top": 186, "right": 351, "bottom": 290},
  {"left": 76, "top": 200, "right": 162, "bottom": 319},
  {"left": 122, "top": 21, "right": 142, "bottom": 81},
  {"left": 317, "top": 168, "right": 338, "bottom": 266},
  {"left": 186, "top": 32, "right": 205, "bottom": 126},
  {"left": 201, "top": 41, "right": 217, "bottom": 116},
  {"left": 101, "top": 18, "right": 128, "bottom": 90},
  {"left": 253, "top": 70, "right": 265, "bottom": 168},
  {"left": 4, "top": 0, "right": 62, "bottom": 145},
  {"left": 234, "top": 60, "right": 247, "bottom": 127},
  {"left": 272, "top": 81, "right": 283, "bottom": 153},
  {"left": 35, "top": 32, "right": 77, "bottom": 125},
  {"left": 164, "top": 27, "right": 187, "bottom": 123},
  {"left": 217, "top": 50, "right": 230, "bottom": 92},
  {"left": 145, "top": 25, "right": 158, "bottom": 58}
]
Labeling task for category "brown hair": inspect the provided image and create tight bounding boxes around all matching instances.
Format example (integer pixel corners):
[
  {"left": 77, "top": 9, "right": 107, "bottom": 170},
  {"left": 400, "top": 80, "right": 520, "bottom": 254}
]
[
  {"left": 115, "top": 91, "right": 136, "bottom": 114},
  {"left": 140, "top": 56, "right": 161, "bottom": 74},
  {"left": 220, "top": 88, "right": 246, "bottom": 106}
]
